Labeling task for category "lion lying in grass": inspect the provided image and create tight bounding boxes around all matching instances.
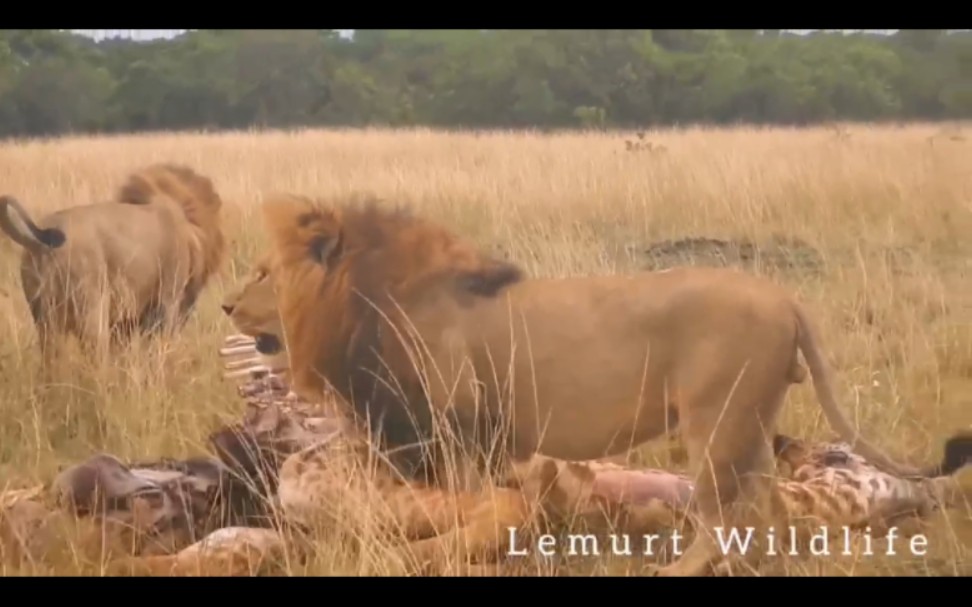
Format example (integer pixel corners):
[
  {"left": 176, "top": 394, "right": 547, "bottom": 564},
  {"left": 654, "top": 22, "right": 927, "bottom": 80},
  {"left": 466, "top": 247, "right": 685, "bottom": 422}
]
[
  {"left": 254, "top": 192, "right": 968, "bottom": 576},
  {"left": 0, "top": 163, "right": 226, "bottom": 372}
]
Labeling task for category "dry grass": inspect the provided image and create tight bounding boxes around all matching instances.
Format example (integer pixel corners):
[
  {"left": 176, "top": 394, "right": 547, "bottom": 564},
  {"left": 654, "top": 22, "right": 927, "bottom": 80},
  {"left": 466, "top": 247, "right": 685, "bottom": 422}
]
[{"left": 0, "top": 123, "right": 970, "bottom": 576}]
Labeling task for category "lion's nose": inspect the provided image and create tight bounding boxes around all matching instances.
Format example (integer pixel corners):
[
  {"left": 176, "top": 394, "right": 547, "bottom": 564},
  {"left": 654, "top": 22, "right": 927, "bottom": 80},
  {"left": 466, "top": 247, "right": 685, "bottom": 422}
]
[{"left": 221, "top": 304, "right": 234, "bottom": 315}]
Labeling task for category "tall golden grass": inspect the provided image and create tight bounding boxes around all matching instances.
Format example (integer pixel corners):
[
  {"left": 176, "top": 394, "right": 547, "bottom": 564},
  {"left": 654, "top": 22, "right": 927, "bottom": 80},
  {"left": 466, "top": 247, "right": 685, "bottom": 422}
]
[{"left": 0, "top": 123, "right": 969, "bottom": 576}]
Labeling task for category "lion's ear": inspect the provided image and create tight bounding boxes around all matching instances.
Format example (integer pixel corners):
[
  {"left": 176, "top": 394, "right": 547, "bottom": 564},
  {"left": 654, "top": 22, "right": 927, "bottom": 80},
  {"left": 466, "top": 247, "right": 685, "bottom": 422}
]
[{"left": 262, "top": 194, "right": 344, "bottom": 267}]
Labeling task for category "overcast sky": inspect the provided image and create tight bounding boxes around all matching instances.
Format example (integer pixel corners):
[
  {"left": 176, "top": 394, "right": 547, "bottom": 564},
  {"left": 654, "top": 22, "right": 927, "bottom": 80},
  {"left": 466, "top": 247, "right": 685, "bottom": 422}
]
[
  {"left": 69, "top": 29, "right": 355, "bottom": 41},
  {"left": 70, "top": 29, "right": 904, "bottom": 42}
]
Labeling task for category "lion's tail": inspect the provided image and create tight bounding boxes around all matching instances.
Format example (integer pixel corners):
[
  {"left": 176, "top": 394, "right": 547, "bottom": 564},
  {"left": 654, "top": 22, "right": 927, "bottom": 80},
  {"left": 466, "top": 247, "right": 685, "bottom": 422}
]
[
  {"left": 0, "top": 196, "right": 65, "bottom": 252},
  {"left": 793, "top": 301, "right": 927, "bottom": 479},
  {"left": 920, "top": 431, "right": 972, "bottom": 477},
  {"left": 116, "top": 163, "right": 223, "bottom": 232}
]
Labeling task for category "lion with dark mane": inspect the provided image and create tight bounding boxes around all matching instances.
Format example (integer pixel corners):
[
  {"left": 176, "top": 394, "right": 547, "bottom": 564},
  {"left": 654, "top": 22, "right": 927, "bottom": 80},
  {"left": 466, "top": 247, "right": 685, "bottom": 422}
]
[
  {"left": 258, "top": 192, "right": 965, "bottom": 576},
  {"left": 0, "top": 164, "right": 226, "bottom": 367}
]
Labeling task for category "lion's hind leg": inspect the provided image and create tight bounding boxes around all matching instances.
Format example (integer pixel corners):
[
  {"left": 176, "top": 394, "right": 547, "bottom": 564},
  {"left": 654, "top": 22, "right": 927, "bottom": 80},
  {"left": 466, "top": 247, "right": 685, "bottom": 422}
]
[
  {"left": 653, "top": 366, "right": 789, "bottom": 577},
  {"left": 31, "top": 310, "right": 66, "bottom": 388},
  {"left": 24, "top": 288, "right": 72, "bottom": 388},
  {"left": 62, "top": 271, "right": 119, "bottom": 367}
]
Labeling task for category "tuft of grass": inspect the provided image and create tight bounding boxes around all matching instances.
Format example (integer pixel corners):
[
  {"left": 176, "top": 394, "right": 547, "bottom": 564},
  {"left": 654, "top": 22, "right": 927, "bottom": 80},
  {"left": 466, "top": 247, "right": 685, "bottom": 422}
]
[{"left": 0, "top": 123, "right": 970, "bottom": 576}]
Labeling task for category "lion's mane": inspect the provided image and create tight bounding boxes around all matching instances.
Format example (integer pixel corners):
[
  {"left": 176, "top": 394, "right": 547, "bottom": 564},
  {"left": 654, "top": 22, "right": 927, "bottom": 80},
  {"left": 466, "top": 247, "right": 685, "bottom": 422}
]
[
  {"left": 261, "top": 193, "right": 523, "bottom": 478},
  {"left": 116, "top": 163, "right": 226, "bottom": 293}
]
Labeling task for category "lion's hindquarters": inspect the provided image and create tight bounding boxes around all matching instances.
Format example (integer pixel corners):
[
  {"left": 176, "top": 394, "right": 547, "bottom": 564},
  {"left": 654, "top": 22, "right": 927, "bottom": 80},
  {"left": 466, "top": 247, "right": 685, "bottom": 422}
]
[
  {"left": 19, "top": 165, "right": 225, "bottom": 362},
  {"left": 458, "top": 275, "right": 799, "bottom": 466},
  {"left": 640, "top": 285, "right": 807, "bottom": 575}
]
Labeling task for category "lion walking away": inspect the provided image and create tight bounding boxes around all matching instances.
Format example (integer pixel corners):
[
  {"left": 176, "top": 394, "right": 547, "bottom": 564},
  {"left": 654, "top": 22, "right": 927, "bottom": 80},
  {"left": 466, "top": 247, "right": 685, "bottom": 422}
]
[{"left": 0, "top": 163, "right": 227, "bottom": 375}]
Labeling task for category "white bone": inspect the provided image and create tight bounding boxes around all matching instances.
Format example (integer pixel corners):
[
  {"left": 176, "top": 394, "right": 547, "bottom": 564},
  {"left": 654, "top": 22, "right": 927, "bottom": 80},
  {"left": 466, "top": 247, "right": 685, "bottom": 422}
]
[
  {"left": 224, "top": 356, "right": 265, "bottom": 370},
  {"left": 220, "top": 344, "right": 258, "bottom": 357},
  {"left": 224, "top": 334, "right": 256, "bottom": 346},
  {"left": 223, "top": 366, "right": 272, "bottom": 380}
]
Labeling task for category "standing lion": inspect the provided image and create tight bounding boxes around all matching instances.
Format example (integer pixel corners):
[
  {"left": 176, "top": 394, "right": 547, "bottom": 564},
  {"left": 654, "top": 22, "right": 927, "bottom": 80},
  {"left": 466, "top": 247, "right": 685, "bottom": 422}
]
[
  {"left": 257, "top": 192, "right": 967, "bottom": 577},
  {"left": 0, "top": 163, "right": 226, "bottom": 372}
]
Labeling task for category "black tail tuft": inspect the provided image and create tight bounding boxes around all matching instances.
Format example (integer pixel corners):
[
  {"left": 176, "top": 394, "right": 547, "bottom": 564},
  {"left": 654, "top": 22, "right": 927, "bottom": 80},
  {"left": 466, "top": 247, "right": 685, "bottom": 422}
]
[
  {"left": 0, "top": 195, "right": 65, "bottom": 250},
  {"left": 38, "top": 227, "right": 65, "bottom": 248},
  {"left": 937, "top": 431, "right": 972, "bottom": 476}
]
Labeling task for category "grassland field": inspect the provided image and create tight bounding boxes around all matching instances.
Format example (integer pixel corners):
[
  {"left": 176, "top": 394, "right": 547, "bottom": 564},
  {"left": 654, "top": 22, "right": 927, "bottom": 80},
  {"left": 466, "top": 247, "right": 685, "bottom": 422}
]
[{"left": 0, "top": 123, "right": 969, "bottom": 576}]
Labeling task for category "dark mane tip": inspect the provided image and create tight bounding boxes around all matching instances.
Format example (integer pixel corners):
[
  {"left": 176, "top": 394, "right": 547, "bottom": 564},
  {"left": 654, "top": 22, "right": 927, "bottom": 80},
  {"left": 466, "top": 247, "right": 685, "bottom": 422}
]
[
  {"left": 457, "top": 262, "right": 524, "bottom": 297},
  {"left": 117, "top": 175, "right": 153, "bottom": 205},
  {"left": 340, "top": 198, "right": 416, "bottom": 244},
  {"left": 297, "top": 212, "right": 318, "bottom": 228}
]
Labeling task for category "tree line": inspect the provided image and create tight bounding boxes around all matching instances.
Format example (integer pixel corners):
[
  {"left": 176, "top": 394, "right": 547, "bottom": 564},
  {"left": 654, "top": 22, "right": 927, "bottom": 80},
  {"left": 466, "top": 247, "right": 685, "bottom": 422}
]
[{"left": 0, "top": 29, "right": 968, "bottom": 138}]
